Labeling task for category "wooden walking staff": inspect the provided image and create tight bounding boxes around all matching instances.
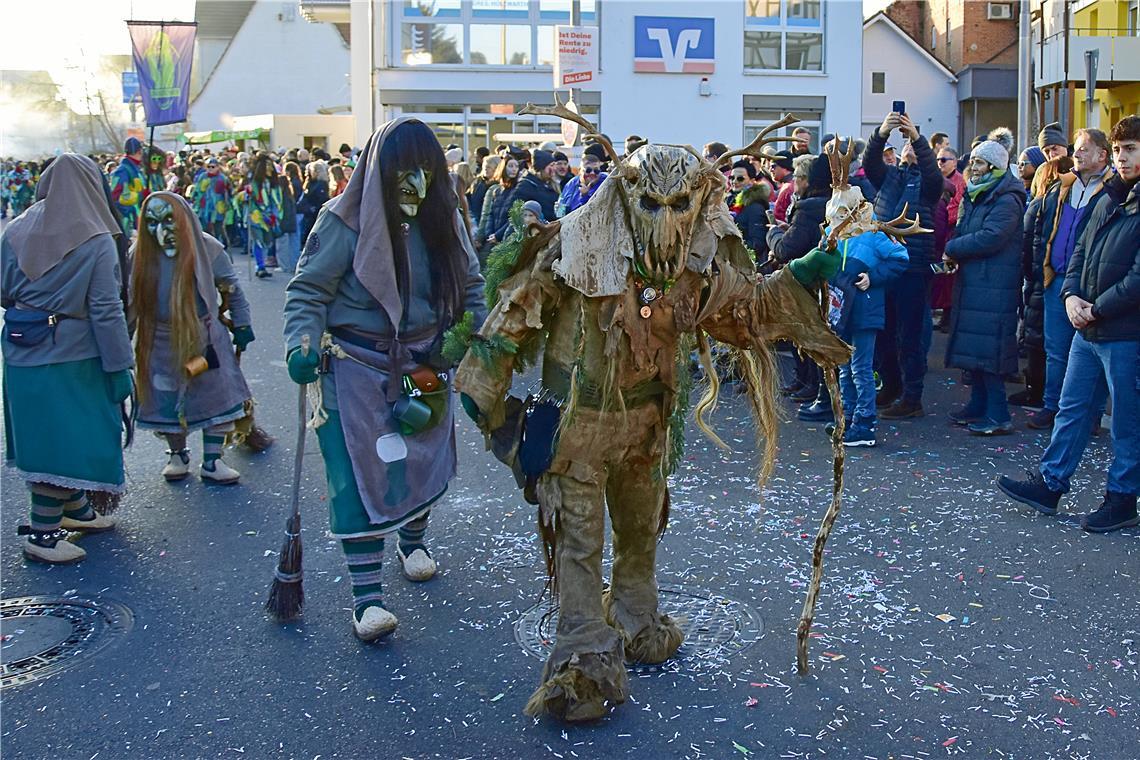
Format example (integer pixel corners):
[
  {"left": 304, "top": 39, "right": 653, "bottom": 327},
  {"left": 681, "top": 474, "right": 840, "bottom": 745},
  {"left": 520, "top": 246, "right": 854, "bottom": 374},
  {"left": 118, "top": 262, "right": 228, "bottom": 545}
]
[{"left": 266, "top": 335, "right": 310, "bottom": 621}]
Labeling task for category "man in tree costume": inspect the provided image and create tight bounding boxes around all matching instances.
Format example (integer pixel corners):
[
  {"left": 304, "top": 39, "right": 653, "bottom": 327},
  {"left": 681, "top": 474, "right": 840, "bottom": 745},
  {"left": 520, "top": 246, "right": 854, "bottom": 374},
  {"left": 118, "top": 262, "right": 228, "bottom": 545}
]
[
  {"left": 455, "top": 109, "right": 927, "bottom": 722},
  {"left": 283, "top": 118, "right": 485, "bottom": 642},
  {"left": 132, "top": 192, "right": 255, "bottom": 484}
]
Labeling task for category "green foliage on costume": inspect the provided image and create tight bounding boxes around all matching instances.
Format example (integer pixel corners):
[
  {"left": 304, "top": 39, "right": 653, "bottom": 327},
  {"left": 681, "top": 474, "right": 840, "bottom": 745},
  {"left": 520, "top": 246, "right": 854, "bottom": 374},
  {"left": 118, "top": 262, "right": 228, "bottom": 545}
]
[
  {"left": 664, "top": 334, "right": 697, "bottom": 478},
  {"left": 483, "top": 200, "right": 528, "bottom": 310},
  {"left": 441, "top": 310, "right": 475, "bottom": 366},
  {"left": 469, "top": 334, "right": 520, "bottom": 367}
]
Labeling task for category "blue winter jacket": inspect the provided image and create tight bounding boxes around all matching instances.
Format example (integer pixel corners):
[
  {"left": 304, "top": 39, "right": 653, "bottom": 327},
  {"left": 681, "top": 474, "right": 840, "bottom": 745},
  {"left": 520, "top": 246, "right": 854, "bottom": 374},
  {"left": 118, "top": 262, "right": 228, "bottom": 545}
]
[{"left": 828, "top": 230, "right": 908, "bottom": 333}]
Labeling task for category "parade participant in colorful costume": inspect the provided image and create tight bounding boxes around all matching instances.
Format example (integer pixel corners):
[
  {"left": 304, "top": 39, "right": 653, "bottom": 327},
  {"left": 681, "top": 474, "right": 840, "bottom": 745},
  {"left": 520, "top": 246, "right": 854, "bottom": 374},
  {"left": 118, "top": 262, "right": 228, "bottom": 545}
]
[
  {"left": 283, "top": 117, "right": 485, "bottom": 642},
  {"left": 132, "top": 192, "right": 254, "bottom": 484},
  {"left": 2, "top": 155, "right": 132, "bottom": 564},
  {"left": 190, "top": 157, "right": 232, "bottom": 239},
  {"left": 6, "top": 161, "right": 36, "bottom": 218},
  {"left": 110, "top": 137, "right": 148, "bottom": 237},
  {"left": 145, "top": 145, "right": 167, "bottom": 195},
  {"left": 245, "top": 153, "right": 283, "bottom": 278},
  {"left": 453, "top": 108, "right": 926, "bottom": 723}
]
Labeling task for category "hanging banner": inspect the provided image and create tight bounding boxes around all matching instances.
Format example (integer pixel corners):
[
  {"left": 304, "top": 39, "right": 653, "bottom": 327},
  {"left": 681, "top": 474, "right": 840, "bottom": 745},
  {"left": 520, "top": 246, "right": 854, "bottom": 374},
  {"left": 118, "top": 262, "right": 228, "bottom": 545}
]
[
  {"left": 126, "top": 20, "right": 197, "bottom": 127},
  {"left": 553, "top": 25, "right": 598, "bottom": 90}
]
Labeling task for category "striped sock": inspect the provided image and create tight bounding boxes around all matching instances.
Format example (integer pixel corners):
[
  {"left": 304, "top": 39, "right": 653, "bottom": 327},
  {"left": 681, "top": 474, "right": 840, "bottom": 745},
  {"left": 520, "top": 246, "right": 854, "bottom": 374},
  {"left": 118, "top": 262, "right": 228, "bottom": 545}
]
[
  {"left": 29, "top": 492, "right": 66, "bottom": 533},
  {"left": 202, "top": 432, "right": 225, "bottom": 468},
  {"left": 398, "top": 511, "right": 430, "bottom": 557},
  {"left": 62, "top": 490, "right": 95, "bottom": 521},
  {"left": 342, "top": 537, "right": 385, "bottom": 621}
]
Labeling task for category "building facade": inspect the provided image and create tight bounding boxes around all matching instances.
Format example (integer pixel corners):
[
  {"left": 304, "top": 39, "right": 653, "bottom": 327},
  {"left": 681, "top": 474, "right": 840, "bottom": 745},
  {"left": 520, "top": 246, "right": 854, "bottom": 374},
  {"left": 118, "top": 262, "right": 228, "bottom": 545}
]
[
  {"left": 1034, "top": 0, "right": 1140, "bottom": 135},
  {"left": 304, "top": 0, "right": 863, "bottom": 155},
  {"left": 862, "top": 12, "right": 959, "bottom": 144},
  {"left": 187, "top": 0, "right": 351, "bottom": 138},
  {"left": 884, "top": 0, "right": 1021, "bottom": 148}
]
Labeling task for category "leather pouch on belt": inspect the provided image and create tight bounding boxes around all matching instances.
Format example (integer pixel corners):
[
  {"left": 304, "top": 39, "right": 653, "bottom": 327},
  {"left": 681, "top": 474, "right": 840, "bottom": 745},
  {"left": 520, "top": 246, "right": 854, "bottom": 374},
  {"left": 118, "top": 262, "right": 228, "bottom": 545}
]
[{"left": 407, "top": 365, "right": 442, "bottom": 394}]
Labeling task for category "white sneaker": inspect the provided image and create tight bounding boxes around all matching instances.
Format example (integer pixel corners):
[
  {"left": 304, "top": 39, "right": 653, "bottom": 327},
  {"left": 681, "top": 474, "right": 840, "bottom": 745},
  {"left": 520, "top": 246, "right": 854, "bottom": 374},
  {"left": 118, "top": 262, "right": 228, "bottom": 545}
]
[
  {"left": 396, "top": 545, "right": 437, "bottom": 581},
  {"left": 200, "top": 458, "right": 241, "bottom": 484},
  {"left": 23, "top": 535, "right": 86, "bottom": 564},
  {"left": 352, "top": 606, "right": 398, "bottom": 641},
  {"left": 60, "top": 512, "right": 117, "bottom": 533},
  {"left": 162, "top": 449, "right": 190, "bottom": 481}
]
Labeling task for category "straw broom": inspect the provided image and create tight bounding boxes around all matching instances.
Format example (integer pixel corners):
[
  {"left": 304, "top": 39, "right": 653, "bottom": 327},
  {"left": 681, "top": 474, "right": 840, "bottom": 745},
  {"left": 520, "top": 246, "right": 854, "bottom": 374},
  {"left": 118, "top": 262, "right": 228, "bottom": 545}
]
[{"left": 265, "top": 335, "right": 310, "bottom": 621}]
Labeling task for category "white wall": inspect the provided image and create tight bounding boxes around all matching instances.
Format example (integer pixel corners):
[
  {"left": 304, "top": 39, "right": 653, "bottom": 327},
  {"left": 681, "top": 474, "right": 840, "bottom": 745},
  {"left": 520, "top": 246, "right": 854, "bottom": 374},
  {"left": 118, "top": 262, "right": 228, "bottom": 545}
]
[
  {"left": 189, "top": 0, "right": 350, "bottom": 133},
  {"left": 861, "top": 20, "right": 958, "bottom": 147},
  {"left": 230, "top": 114, "right": 356, "bottom": 152},
  {"left": 596, "top": 0, "right": 863, "bottom": 149},
  {"left": 370, "top": 0, "right": 863, "bottom": 151}
]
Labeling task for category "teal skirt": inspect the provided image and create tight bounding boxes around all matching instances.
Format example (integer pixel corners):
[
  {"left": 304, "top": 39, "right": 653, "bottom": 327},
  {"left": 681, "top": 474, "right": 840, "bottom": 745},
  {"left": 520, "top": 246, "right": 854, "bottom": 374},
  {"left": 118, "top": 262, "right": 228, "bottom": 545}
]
[{"left": 3, "top": 358, "right": 125, "bottom": 493}]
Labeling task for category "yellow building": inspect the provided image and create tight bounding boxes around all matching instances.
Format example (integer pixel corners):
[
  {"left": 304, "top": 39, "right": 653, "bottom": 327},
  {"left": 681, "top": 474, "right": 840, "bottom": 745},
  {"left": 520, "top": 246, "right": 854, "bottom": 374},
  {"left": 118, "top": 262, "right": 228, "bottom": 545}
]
[{"left": 1035, "top": 0, "right": 1140, "bottom": 132}]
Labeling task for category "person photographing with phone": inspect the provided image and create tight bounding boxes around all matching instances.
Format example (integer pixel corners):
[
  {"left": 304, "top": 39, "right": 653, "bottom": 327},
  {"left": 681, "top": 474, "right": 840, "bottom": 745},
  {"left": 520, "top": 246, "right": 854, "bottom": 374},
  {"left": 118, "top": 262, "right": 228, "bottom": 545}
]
[{"left": 862, "top": 107, "right": 945, "bottom": 420}]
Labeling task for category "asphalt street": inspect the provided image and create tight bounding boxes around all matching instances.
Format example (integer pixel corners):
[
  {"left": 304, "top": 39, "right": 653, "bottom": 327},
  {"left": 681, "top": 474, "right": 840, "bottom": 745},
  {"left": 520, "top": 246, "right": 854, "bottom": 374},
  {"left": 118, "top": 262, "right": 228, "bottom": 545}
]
[{"left": 2, "top": 249, "right": 1137, "bottom": 760}]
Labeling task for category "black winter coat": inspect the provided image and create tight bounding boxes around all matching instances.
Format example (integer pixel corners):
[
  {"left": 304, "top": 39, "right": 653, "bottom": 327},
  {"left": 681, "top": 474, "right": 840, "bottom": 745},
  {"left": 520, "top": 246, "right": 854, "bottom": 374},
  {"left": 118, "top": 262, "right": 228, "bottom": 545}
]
[
  {"left": 944, "top": 171, "right": 1026, "bottom": 375},
  {"left": 733, "top": 183, "right": 771, "bottom": 261},
  {"left": 1062, "top": 175, "right": 1140, "bottom": 342},
  {"left": 488, "top": 183, "right": 519, "bottom": 243},
  {"left": 863, "top": 130, "right": 944, "bottom": 273},
  {"left": 767, "top": 194, "right": 827, "bottom": 264},
  {"left": 468, "top": 178, "right": 490, "bottom": 224},
  {"left": 1020, "top": 195, "right": 1045, "bottom": 349},
  {"left": 297, "top": 179, "right": 329, "bottom": 244},
  {"left": 503, "top": 174, "right": 559, "bottom": 233}
]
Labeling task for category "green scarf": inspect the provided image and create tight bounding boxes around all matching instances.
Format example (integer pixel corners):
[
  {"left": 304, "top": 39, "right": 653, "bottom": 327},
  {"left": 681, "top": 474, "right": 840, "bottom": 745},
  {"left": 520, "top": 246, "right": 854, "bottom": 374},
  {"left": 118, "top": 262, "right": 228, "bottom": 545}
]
[{"left": 966, "top": 168, "right": 1005, "bottom": 202}]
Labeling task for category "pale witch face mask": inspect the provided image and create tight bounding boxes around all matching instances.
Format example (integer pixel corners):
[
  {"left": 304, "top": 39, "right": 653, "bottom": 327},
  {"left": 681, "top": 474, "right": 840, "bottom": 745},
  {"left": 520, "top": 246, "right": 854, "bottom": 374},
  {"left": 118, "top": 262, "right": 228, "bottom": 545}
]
[{"left": 145, "top": 196, "right": 178, "bottom": 258}]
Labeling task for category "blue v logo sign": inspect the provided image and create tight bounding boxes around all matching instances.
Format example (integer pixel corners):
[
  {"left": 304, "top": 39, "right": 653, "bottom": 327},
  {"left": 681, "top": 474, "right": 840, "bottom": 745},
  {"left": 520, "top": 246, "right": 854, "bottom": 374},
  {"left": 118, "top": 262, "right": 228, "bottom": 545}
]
[{"left": 633, "top": 16, "right": 716, "bottom": 74}]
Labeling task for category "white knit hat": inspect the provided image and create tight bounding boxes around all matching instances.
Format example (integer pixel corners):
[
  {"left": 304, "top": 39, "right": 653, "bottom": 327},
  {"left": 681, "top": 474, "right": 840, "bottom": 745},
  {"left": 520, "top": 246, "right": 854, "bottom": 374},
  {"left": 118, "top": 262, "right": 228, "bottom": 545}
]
[
  {"left": 444, "top": 148, "right": 463, "bottom": 165},
  {"left": 971, "top": 140, "right": 1009, "bottom": 171}
]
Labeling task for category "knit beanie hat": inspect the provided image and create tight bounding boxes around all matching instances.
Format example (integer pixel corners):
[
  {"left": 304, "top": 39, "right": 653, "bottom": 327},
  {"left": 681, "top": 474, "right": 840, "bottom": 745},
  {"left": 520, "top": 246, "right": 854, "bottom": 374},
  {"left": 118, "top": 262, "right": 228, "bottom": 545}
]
[
  {"left": 532, "top": 149, "right": 555, "bottom": 172},
  {"left": 1021, "top": 146, "right": 1046, "bottom": 169},
  {"left": 807, "top": 153, "right": 833, "bottom": 192},
  {"left": 971, "top": 140, "right": 1009, "bottom": 171},
  {"left": 770, "top": 150, "right": 794, "bottom": 172},
  {"left": 444, "top": 147, "right": 463, "bottom": 165},
  {"left": 521, "top": 200, "right": 544, "bottom": 220},
  {"left": 583, "top": 143, "right": 608, "bottom": 162},
  {"left": 987, "top": 126, "right": 1015, "bottom": 155},
  {"left": 124, "top": 137, "right": 142, "bottom": 154},
  {"left": 1037, "top": 122, "right": 1067, "bottom": 149}
]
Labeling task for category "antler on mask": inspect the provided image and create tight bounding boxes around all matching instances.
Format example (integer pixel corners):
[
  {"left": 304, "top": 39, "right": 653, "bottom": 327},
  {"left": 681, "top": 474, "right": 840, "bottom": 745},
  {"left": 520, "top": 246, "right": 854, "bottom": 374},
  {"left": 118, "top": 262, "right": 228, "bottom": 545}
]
[
  {"left": 712, "top": 113, "right": 803, "bottom": 173},
  {"left": 520, "top": 94, "right": 638, "bottom": 181},
  {"left": 824, "top": 138, "right": 855, "bottom": 192},
  {"left": 872, "top": 202, "right": 932, "bottom": 244}
]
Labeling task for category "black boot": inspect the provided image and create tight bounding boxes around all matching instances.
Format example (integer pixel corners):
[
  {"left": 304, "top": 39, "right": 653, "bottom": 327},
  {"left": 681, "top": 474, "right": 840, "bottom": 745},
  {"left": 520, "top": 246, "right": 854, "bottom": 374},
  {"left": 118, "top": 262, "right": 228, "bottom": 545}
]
[
  {"left": 1081, "top": 492, "right": 1139, "bottom": 533},
  {"left": 996, "top": 470, "right": 1062, "bottom": 515}
]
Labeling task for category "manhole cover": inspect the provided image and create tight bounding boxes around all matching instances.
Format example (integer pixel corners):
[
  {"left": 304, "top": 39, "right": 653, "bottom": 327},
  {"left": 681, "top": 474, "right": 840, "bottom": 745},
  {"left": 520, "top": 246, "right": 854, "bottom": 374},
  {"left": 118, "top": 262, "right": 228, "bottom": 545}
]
[
  {"left": 514, "top": 584, "right": 763, "bottom": 667},
  {"left": 1, "top": 596, "right": 133, "bottom": 689}
]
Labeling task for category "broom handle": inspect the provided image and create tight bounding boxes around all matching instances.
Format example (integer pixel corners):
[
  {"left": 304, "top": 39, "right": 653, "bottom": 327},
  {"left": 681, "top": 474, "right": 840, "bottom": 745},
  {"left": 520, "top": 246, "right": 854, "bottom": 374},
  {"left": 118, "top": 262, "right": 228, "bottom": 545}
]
[{"left": 291, "top": 336, "right": 310, "bottom": 520}]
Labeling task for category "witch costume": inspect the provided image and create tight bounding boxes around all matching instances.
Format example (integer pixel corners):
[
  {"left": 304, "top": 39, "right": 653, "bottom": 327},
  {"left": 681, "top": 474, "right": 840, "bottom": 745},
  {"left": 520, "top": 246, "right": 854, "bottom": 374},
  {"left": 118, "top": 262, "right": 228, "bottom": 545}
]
[
  {"left": 2, "top": 154, "right": 132, "bottom": 564},
  {"left": 131, "top": 192, "right": 255, "bottom": 485},
  {"left": 283, "top": 117, "right": 485, "bottom": 641}
]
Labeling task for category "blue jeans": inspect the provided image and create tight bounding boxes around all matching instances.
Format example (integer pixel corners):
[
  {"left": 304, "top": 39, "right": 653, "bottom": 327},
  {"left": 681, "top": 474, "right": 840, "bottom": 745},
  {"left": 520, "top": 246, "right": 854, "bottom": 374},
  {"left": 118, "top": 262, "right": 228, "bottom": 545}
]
[
  {"left": 1040, "top": 334, "right": 1140, "bottom": 495},
  {"left": 962, "top": 370, "right": 1010, "bottom": 423},
  {"left": 839, "top": 329, "right": 877, "bottom": 425},
  {"left": 1042, "top": 278, "right": 1076, "bottom": 412},
  {"left": 277, "top": 231, "right": 301, "bottom": 273},
  {"left": 877, "top": 270, "right": 932, "bottom": 402}
]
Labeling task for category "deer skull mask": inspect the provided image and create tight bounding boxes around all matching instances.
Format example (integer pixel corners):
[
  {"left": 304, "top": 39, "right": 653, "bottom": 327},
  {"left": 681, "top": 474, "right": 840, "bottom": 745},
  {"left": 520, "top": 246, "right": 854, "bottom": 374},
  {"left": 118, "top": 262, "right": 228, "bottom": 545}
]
[{"left": 621, "top": 145, "right": 715, "bottom": 283}]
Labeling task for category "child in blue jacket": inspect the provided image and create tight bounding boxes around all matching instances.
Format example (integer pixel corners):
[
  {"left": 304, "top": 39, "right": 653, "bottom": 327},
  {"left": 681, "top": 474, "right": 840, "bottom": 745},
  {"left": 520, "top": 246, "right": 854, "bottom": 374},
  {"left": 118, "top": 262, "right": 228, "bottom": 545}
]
[{"left": 826, "top": 230, "right": 909, "bottom": 446}]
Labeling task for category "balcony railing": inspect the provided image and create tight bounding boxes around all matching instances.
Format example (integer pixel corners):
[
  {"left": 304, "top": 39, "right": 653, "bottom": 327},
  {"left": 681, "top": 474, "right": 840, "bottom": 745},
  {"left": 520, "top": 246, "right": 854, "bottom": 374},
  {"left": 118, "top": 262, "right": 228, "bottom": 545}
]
[{"left": 1035, "top": 27, "right": 1140, "bottom": 88}]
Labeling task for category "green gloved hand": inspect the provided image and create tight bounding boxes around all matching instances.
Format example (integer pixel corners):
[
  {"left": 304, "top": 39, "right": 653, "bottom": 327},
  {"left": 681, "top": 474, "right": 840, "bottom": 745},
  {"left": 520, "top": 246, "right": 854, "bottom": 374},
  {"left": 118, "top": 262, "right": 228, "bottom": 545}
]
[
  {"left": 232, "top": 325, "right": 255, "bottom": 351},
  {"left": 788, "top": 246, "right": 841, "bottom": 286},
  {"left": 106, "top": 369, "right": 133, "bottom": 403},
  {"left": 287, "top": 346, "right": 319, "bottom": 385},
  {"left": 460, "top": 393, "right": 483, "bottom": 424}
]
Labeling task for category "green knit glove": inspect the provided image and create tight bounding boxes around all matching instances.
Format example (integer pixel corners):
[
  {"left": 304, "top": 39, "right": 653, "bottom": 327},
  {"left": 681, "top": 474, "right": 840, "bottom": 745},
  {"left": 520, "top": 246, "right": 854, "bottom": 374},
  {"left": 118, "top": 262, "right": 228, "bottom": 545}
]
[
  {"left": 460, "top": 393, "right": 482, "bottom": 424},
  {"left": 231, "top": 325, "right": 255, "bottom": 351},
  {"left": 106, "top": 369, "right": 133, "bottom": 403},
  {"left": 287, "top": 346, "right": 319, "bottom": 385},
  {"left": 788, "top": 247, "right": 841, "bottom": 286}
]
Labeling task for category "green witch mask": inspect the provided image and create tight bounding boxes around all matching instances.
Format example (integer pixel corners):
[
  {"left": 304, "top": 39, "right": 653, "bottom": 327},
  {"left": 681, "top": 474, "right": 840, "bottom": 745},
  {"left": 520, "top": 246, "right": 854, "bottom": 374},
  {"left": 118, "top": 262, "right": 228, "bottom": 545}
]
[
  {"left": 396, "top": 167, "right": 431, "bottom": 217},
  {"left": 145, "top": 197, "right": 178, "bottom": 258}
]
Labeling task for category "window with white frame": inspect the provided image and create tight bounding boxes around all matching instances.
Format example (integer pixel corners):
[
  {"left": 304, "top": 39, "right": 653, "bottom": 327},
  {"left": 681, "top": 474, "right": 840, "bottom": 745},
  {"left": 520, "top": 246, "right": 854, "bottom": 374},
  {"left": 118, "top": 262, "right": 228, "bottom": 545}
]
[
  {"left": 743, "top": 0, "right": 824, "bottom": 72},
  {"left": 399, "top": 0, "right": 596, "bottom": 67},
  {"left": 871, "top": 71, "right": 885, "bottom": 94},
  {"left": 744, "top": 108, "right": 821, "bottom": 153}
]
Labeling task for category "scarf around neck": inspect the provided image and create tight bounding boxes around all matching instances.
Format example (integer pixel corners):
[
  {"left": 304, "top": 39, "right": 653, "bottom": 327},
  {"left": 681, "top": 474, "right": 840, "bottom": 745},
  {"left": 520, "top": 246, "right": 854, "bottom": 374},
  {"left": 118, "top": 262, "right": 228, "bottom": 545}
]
[{"left": 966, "top": 168, "right": 1005, "bottom": 202}]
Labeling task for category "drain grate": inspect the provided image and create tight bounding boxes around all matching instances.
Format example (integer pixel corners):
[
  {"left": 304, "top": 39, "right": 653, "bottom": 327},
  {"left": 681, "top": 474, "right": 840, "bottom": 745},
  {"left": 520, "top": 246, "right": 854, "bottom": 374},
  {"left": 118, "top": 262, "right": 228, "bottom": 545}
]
[
  {"left": 514, "top": 584, "right": 763, "bottom": 667},
  {"left": 1, "top": 596, "right": 133, "bottom": 689}
]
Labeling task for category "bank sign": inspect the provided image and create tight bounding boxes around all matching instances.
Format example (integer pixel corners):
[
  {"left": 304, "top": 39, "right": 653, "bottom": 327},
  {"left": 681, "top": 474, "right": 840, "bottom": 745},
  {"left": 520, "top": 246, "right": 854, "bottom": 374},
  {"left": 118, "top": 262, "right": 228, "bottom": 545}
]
[{"left": 633, "top": 16, "right": 715, "bottom": 74}]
